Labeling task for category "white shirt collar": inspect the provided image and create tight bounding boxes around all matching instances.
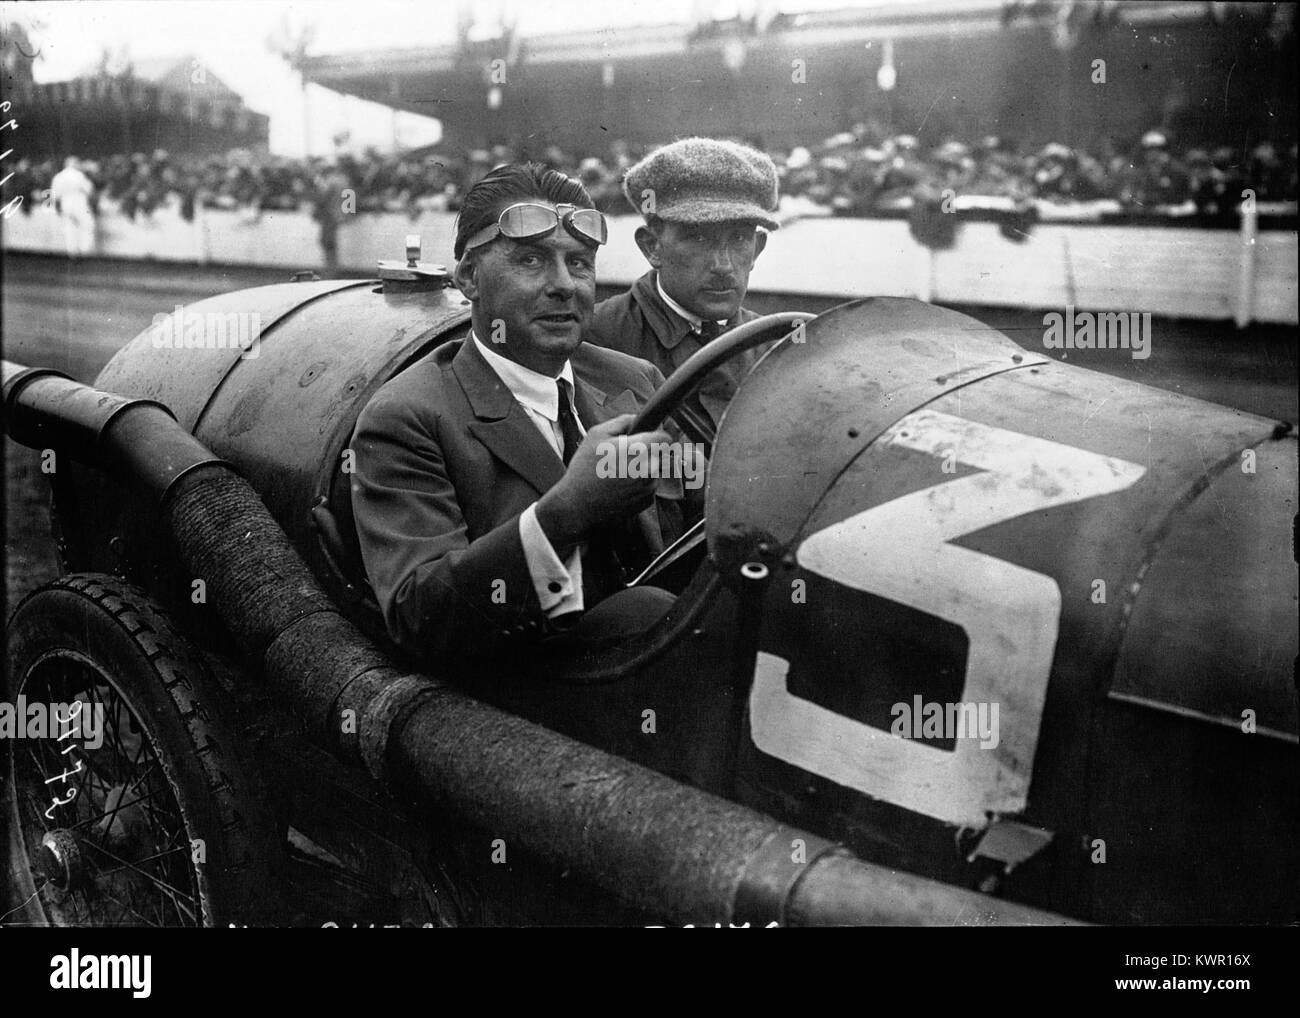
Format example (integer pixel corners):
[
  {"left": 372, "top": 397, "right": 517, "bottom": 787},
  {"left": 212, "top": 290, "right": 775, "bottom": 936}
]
[
  {"left": 655, "top": 273, "right": 726, "bottom": 332},
  {"left": 471, "top": 331, "right": 575, "bottom": 423}
]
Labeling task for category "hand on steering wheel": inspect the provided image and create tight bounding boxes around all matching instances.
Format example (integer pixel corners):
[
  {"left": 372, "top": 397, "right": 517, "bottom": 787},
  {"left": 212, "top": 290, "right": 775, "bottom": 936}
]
[{"left": 627, "top": 312, "right": 815, "bottom": 587}]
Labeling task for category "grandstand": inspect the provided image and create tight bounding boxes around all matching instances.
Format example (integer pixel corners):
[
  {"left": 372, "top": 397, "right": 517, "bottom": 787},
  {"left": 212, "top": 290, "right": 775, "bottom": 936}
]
[
  {"left": 295, "top": 1, "right": 1294, "bottom": 157},
  {"left": 1, "top": 1, "right": 1294, "bottom": 325},
  {"left": 4, "top": 121, "right": 1294, "bottom": 222}
]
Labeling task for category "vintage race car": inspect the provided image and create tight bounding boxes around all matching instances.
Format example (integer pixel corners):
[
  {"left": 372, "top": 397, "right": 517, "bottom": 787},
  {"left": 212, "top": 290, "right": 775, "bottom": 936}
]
[{"left": 3, "top": 252, "right": 1295, "bottom": 926}]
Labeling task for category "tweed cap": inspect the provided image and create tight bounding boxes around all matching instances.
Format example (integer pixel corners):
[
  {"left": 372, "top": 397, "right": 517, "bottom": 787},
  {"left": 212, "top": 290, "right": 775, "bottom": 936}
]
[{"left": 622, "top": 137, "right": 780, "bottom": 229}]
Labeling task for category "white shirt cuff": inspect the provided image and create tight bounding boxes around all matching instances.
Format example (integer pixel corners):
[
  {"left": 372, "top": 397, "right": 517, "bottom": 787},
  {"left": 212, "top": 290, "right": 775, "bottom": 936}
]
[{"left": 519, "top": 502, "right": 585, "bottom": 616}]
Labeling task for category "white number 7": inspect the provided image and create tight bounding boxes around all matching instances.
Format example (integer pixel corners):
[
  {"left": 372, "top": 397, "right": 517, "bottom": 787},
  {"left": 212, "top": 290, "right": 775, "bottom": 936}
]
[{"left": 750, "top": 409, "right": 1146, "bottom": 827}]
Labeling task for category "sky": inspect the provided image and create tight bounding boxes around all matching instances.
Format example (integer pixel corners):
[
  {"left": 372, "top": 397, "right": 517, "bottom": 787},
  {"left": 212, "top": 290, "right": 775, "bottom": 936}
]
[{"left": 1, "top": 0, "right": 914, "bottom": 155}]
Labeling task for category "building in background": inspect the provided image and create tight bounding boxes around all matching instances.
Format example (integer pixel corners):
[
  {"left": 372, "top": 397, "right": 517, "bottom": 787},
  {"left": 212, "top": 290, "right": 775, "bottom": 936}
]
[{"left": 7, "top": 54, "right": 270, "bottom": 159}]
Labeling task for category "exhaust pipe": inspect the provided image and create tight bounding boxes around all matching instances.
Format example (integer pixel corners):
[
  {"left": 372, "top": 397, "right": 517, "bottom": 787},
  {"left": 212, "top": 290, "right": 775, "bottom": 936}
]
[{"left": 3, "top": 361, "right": 1079, "bottom": 926}]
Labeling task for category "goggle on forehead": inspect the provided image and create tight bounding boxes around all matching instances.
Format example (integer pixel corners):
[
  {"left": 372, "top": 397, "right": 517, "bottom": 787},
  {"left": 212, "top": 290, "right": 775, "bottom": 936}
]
[{"left": 464, "top": 202, "right": 608, "bottom": 252}]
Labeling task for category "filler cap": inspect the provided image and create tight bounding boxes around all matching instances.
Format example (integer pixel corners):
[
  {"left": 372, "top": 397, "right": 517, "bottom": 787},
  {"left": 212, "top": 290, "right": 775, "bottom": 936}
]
[{"left": 378, "top": 235, "right": 448, "bottom": 292}]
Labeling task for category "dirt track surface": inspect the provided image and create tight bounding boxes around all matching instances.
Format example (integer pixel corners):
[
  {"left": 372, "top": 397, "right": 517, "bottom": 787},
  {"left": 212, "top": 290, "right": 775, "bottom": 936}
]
[{"left": 3, "top": 251, "right": 1296, "bottom": 622}]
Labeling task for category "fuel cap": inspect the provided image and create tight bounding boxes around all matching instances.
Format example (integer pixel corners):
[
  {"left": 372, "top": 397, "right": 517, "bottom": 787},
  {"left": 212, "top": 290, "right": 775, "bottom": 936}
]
[{"left": 378, "top": 234, "right": 448, "bottom": 292}]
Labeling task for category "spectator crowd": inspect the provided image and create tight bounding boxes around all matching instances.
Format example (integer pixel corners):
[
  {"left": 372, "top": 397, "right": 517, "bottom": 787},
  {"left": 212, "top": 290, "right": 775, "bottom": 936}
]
[{"left": 6, "top": 121, "right": 1296, "bottom": 228}]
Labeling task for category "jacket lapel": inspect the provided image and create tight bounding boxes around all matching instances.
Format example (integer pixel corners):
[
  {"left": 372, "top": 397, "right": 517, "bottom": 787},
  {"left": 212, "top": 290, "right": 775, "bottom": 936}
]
[
  {"left": 632, "top": 270, "right": 698, "bottom": 354},
  {"left": 572, "top": 374, "right": 638, "bottom": 425},
  {"left": 454, "top": 337, "right": 667, "bottom": 558},
  {"left": 454, "top": 338, "right": 565, "bottom": 496}
]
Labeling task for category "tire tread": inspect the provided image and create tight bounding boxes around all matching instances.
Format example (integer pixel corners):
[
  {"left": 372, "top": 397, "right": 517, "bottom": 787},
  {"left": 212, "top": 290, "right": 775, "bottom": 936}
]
[{"left": 5, "top": 572, "right": 282, "bottom": 926}]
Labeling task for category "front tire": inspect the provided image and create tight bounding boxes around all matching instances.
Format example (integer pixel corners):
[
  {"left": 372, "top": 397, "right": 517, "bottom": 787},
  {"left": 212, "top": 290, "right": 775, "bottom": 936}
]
[{"left": 3, "top": 573, "right": 281, "bottom": 926}]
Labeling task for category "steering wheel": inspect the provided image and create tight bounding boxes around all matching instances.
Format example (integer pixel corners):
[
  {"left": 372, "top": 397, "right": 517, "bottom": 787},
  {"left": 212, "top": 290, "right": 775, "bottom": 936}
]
[
  {"left": 629, "top": 312, "right": 815, "bottom": 438},
  {"left": 627, "top": 312, "right": 815, "bottom": 588}
]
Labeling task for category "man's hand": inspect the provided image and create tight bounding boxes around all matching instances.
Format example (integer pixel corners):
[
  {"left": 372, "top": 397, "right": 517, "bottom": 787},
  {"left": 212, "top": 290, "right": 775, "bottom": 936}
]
[{"left": 535, "top": 414, "right": 672, "bottom": 553}]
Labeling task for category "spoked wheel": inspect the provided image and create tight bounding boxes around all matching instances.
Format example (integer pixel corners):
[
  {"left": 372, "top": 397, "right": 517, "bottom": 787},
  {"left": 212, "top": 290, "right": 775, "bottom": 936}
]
[{"left": 4, "top": 574, "right": 281, "bottom": 926}]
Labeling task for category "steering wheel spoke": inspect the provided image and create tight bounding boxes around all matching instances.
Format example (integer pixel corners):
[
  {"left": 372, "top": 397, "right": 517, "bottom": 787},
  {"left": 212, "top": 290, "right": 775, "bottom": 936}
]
[{"left": 627, "top": 518, "right": 707, "bottom": 588}]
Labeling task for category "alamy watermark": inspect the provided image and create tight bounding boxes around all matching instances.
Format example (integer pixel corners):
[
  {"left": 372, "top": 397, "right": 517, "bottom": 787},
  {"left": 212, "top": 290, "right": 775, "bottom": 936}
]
[
  {"left": 50, "top": 950, "right": 151, "bottom": 998},
  {"left": 890, "top": 696, "right": 1000, "bottom": 749},
  {"left": 596, "top": 437, "right": 706, "bottom": 490},
  {"left": 0, "top": 696, "right": 104, "bottom": 749},
  {"left": 1043, "top": 305, "right": 1151, "bottom": 360},
  {"left": 150, "top": 305, "right": 262, "bottom": 359}
]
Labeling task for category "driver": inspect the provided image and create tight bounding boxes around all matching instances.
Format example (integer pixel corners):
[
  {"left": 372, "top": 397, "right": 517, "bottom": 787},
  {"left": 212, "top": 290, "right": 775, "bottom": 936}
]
[
  {"left": 350, "top": 163, "right": 681, "bottom": 662},
  {"left": 586, "top": 137, "right": 781, "bottom": 437}
]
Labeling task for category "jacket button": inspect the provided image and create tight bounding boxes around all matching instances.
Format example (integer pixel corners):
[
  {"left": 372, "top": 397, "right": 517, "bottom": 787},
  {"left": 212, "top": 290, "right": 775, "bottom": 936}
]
[{"left": 547, "top": 581, "right": 562, "bottom": 594}]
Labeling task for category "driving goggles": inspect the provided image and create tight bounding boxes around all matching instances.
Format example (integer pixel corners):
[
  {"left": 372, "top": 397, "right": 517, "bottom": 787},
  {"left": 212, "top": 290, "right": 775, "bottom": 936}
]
[{"left": 463, "top": 202, "right": 608, "bottom": 252}]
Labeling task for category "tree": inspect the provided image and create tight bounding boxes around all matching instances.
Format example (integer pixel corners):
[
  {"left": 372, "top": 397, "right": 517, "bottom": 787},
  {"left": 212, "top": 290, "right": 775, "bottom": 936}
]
[{"left": 1, "top": 15, "right": 42, "bottom": 87}]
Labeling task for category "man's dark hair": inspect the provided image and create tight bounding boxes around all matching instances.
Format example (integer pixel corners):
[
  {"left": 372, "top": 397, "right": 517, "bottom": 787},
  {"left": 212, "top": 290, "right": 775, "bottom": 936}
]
[{"left": 454, "top": 162, "right": 594, "bottom": 259}]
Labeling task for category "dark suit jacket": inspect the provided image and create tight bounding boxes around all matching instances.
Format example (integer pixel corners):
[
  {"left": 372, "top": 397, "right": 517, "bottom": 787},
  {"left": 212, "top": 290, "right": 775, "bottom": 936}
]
[
  {"left": 587, "top": 270, "right": 767, "bottom": 433},
  {"left": 350, "top": 336, "right": 674, "bottom": 661}
]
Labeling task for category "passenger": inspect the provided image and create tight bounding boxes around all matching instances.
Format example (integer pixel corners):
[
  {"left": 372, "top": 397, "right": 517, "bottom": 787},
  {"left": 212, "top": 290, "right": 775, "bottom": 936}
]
[
  {"left": 586, "top": 137, "right": 781, "bottom": 438},
  {"left": 350, "top": 163, "right": 682, "bottom": 662}
]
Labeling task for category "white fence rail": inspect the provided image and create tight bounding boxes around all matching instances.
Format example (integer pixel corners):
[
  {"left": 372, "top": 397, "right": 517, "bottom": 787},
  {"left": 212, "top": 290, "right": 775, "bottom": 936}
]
[{"left": 3, "top": 204, "right": 1294, "bottom": 325}]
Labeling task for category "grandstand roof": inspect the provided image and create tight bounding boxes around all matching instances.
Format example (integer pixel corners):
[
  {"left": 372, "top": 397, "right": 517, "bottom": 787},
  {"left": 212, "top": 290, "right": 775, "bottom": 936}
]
[
  {"left": 292, "top": 0, "right": 1231, "bottom": 153},
  {"left": 297, "top": 0, "right": 1213, "bottom": 113}
]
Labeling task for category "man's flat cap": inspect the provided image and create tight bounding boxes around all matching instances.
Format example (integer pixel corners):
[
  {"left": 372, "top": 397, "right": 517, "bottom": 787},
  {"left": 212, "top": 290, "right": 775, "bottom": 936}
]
[{"left": 623, "top": 137, "right": 780, "bottom": 229}]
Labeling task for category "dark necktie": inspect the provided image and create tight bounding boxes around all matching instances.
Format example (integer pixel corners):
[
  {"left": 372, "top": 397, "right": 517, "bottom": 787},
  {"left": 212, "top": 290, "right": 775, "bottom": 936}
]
[
  {"left": 556, "top": 378, "right": 583, "bottom": 465},
  {"left": 696, "top": 320, "right": 724, "bottom": 343}
]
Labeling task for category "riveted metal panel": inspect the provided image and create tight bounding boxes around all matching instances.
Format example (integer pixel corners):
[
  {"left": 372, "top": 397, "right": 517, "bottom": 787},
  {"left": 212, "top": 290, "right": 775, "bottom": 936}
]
[
  {"left": 189, "top": 285, "right": 471, "bottom": 580},
  {"left": 60, "top": 281, "right": 471, "bottom": 599},
  {"left": 705, "top": 297, "right": 1046, "bottom": 578},
  {"left": 1112, "top": 433, "right": 1298, "bottom": 740},
  {"left": 95, "top": 279, "right": 373, "bottom": 430}
]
